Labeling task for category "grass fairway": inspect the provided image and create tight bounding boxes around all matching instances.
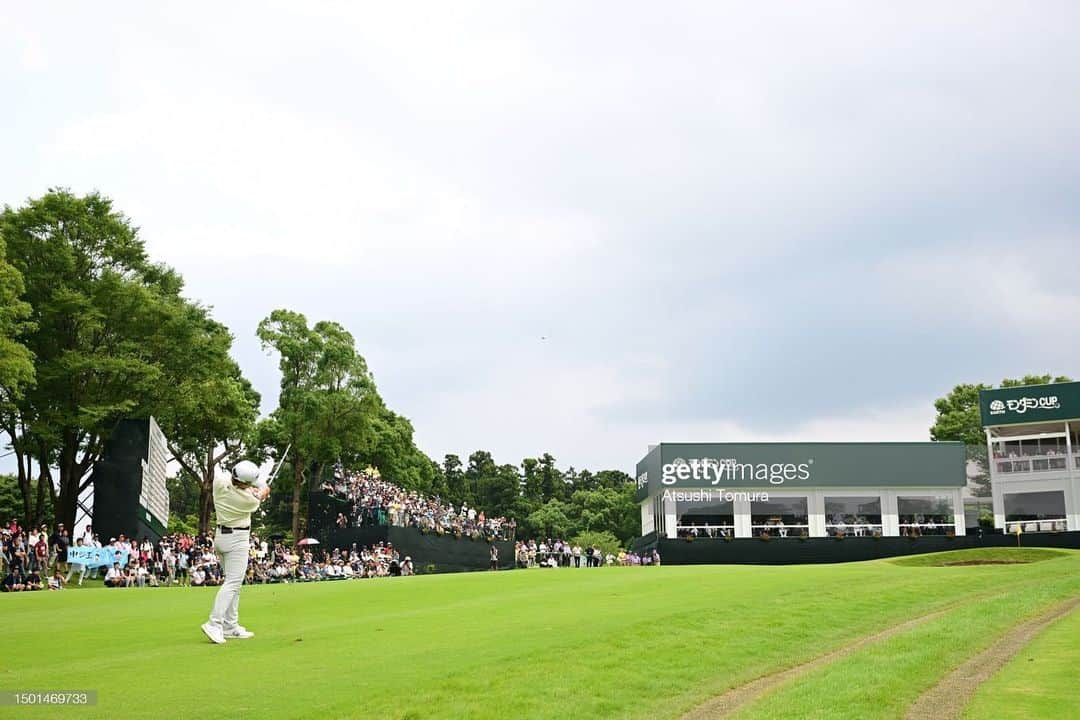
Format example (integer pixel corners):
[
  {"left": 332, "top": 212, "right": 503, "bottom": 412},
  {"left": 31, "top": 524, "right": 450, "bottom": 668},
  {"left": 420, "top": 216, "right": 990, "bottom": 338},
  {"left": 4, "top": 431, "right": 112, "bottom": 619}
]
[
  {"left": 3, "top": 549, "right": 1079, "bottom": 720},
  {"left": 962, "top": 598, "right": 1080, "bottom": 719}
]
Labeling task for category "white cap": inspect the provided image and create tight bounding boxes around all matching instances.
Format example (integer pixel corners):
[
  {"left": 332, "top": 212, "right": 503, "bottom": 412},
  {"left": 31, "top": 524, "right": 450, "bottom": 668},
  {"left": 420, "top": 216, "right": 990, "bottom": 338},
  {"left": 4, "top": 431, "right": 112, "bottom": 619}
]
[{"left": 231, "top": 460, "right": 261, "bottom": 486}]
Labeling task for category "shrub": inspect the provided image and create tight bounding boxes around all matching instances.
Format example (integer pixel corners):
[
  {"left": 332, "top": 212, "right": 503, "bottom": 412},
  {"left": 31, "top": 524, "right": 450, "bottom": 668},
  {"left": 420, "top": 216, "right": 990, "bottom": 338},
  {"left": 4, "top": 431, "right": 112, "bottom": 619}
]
[{"left": 569, "top": 530, "right": 623, "bottom": 558}]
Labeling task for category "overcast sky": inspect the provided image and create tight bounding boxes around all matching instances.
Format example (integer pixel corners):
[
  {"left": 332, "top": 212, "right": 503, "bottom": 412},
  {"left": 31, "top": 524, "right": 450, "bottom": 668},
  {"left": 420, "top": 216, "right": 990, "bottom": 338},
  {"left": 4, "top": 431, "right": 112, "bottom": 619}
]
[{"left": 2, "top": 2, "right": 1078, "bottom": 474}]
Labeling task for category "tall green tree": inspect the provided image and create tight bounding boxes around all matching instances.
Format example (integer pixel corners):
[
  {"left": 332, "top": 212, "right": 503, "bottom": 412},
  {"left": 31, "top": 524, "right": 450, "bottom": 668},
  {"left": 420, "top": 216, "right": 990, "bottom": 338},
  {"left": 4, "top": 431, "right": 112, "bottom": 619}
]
[
  {"left": 154, "top": 307, "right": 261, "bottom": 533},
  {"left": 0, "top": 233, "right": 34, "bottom": 402},
  {"left": 0, "top": 190, "right": 193, "bottom": 529},
  {"left": 442, "top": 454, "right": 465, "bottom": 505},
  {"left": 931, "top": 374, "right": 1072, "bottom": 497},
  {"left": 258, "top": 309, "right": 377, "bottom": 543},
  {"left": 364, "top": 404, "right": 440, "bottom": 495}
]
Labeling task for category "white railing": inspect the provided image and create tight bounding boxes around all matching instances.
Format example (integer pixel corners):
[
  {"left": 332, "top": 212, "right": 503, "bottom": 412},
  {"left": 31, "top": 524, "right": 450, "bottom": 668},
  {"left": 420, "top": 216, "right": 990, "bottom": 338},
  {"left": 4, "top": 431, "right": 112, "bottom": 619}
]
[
  {"left": 825, "top": 523, "right": 883, "bottom": 537},
  {"left": 751, "top": 523, "right": 809, "bottom": 538},
  {"left": 1004, "top": 518, "right": 1068, "bottom": 533},
  {"left": 676, "top": 524, "right": 734, "bottom": 538},
  {"left": 993, "top": 452, "right": 1070, "bottom": 474},
  {"left": 898, "top": 522, "right": 955, "bottom": 536}
]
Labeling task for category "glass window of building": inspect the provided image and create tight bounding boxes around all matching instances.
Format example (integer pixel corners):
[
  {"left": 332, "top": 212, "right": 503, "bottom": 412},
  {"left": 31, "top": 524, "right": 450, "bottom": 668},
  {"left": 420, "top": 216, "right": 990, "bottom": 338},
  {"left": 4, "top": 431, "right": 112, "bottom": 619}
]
[
  {"left": 676, "top": 498, "right": 734, "bottom": 538},
  {"left": 750, "top": 497, "right": 808, "bottom": 538},
  {"left": 994, "top": 435, "right": 1069, "bottom": 473},
  {"left": 824, "top": 496, "right": 882, "bottom": 537},
  {"left": 897, "top": 496, "right": 954, "bottom": 536},
  {"left": 1003, "top": 491, "right": 1067, "bottom": 533}
]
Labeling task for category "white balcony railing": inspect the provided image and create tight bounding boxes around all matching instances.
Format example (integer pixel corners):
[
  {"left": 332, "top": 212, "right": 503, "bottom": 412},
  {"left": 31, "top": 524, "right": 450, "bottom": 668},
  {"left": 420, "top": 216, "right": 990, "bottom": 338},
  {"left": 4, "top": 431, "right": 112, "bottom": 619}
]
[
  {"left": 751, "top": 523, "right": 809, "bottom": 538},
  {"left": 826, "top": 523, "right": 883, "bottom": 537},
  {"left": 1004, "top": 518, "right": 1068, "bottom": 533},
  {"left": 993, "top": 451, "right": 1076, "bottom": 475},
  {"left": 676, "top": 524, "right": 734, "bottom": 538}
]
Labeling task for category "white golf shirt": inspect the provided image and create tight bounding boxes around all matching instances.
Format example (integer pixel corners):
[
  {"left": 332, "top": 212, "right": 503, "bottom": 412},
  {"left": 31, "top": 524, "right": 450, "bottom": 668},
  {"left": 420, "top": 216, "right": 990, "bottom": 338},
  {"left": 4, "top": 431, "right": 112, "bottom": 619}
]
[{"left": 213, "top": 471, "right": 261, "bottom": 527}]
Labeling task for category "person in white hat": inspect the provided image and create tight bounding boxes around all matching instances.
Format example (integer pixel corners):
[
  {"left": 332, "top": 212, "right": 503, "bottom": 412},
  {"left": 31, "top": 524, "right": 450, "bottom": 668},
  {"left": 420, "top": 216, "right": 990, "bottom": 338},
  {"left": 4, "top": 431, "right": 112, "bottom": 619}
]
[{"left": 201, "top": 460, "right": 269, "bottom": 644}]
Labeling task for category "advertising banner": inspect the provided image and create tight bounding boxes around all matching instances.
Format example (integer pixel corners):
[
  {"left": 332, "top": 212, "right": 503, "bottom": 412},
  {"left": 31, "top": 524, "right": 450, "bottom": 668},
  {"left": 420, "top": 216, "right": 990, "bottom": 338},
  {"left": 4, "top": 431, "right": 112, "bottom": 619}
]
[{"left": 67, "top": 546, "right": 131, "bottom": 568}]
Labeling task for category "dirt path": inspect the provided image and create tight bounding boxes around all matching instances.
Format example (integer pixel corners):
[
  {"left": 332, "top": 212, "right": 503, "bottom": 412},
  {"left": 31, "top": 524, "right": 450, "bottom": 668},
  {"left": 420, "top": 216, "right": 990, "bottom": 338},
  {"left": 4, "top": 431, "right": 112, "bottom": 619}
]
[
  {"left": 904, "top": 596, "right": 1080, "bottom": 720},
  {"left": 681, "top": 605, "right": 955, "bottom": 720}
]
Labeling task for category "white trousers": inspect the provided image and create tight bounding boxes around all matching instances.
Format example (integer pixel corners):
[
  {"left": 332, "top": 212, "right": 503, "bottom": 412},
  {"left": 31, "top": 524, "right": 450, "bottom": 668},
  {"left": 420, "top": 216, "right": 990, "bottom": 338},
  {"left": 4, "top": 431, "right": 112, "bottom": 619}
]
[{"left": 208, "top": 529, "right": 249, "bottom": 630}]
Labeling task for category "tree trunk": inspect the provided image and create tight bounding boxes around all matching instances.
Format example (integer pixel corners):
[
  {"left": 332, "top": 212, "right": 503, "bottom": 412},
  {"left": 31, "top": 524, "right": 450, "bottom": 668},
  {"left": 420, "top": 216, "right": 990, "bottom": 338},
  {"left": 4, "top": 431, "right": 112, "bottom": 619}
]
[
  {"left": 198, "top": 483, "right": 214, "bottom": 535},
  {"left": 291, "top": 456, "right": 304, "bottom": 546},
  {"left": 34, "top": 453, "right": 51, "bottom": 527},
  {"left": 57, "top": 430, "right": 80, "bottom": 532},
  {"left": 14, "top": 442, "right": 31, "bottom": 528},
  {"left": 198, "top": 451, "right": 215, "bottom": 534}
]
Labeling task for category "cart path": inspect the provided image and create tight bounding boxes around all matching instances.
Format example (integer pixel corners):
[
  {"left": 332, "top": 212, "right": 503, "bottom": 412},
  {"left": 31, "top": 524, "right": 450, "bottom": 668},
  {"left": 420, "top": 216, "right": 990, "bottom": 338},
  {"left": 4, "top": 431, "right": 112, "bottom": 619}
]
[
  {"left": 680, "top": 604, "right": 955, "bottom": 720},
  {"left": 904, "top": 596, "right": 1080, "bottom": 720}
]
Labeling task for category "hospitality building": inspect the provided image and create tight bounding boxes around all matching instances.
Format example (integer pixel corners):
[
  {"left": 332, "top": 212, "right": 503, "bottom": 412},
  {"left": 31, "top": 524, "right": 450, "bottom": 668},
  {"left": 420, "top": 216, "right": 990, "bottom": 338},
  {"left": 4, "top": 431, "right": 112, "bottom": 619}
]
[
  {"left": 981, "top": 380, "right": 1080, "bottom": 533},
  {"left": 636, "top": 442, "right": 966, "bottom": 539}
]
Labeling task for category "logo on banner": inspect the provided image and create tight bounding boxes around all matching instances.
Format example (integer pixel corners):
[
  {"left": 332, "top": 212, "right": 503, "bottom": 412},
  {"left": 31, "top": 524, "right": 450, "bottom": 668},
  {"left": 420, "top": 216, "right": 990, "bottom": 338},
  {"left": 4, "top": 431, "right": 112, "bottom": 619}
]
[
  {"left": 989, "top": 396, "right": 1060, "bottom": 416},
  {"left": 660, "top": 457, "right": 812, "bottom": 486}
]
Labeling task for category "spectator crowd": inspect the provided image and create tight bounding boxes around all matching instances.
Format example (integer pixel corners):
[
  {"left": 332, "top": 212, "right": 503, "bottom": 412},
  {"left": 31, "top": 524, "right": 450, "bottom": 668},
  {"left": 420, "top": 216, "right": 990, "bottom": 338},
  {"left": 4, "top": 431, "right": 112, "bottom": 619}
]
[
  {"left": 514, "top": 539, "right": 660, "bottom": 568},
  {"left": 2, "top": 517, "right": 414, "bottom": 593},
  {"left": 322, "top": 466, "right": 517, "bottom": 541},
  {"left": 4, "top": 472, "right": 655, "bottom": 595}
]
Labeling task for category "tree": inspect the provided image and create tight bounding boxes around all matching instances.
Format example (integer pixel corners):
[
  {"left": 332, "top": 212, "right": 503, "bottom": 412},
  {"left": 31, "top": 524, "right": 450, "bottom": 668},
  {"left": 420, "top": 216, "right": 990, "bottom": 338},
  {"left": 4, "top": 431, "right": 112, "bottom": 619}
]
[
  {"left": 465, "top": 450, "right": 496, "bottom": 505},
  {"left": 526, "top": 499, "right": 573, "bottom": 539},
  {"left": 931, "top": 374, "right": 1072, "bottom": 498},
  {"left": 475, "top": 463, "right": 521, "bottom": 519},
  {"left": 258, "top": 309, "right": 378, "bottom": 543},
  {"left": 443, "top": 454, "right": 465, "bottom": 505},
  {"left": 538, "top": 453, "right": 564, "bottom": 502},
  {"left": 521, "top": 457, "right": 542, "bottom": 502},
  {"left": 0, "top": 232, "right": 34, "bottom": 404},
  {"left": 1, "top": 190, "right": 194, "bottom": 529},
  {"left": 363, "top": 404, "right": 440, "bottom": 496},
  {"left": 569, "top": 530, "right": 623, "bottom": 557},
  {"left": 154, "top": 308, "right": 260, "bottom": 533}
]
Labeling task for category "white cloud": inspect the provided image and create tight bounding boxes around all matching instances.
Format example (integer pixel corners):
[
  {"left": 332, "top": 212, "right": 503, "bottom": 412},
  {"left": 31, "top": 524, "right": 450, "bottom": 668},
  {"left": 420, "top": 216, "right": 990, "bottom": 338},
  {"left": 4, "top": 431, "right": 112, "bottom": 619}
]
[{"left": 2, "top": 2, "right": 1079, "bottom": 475}]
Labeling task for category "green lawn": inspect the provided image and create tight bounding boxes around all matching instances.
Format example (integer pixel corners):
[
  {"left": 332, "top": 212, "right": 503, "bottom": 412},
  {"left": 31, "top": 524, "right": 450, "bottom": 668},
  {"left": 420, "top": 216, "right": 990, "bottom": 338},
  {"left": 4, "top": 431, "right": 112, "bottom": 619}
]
[
  {"left": 963, "top": 596, "right": 1080, "bottom": 719},
  {"left": 2, "top": 550, "right": 1079, "bottom": 720}
]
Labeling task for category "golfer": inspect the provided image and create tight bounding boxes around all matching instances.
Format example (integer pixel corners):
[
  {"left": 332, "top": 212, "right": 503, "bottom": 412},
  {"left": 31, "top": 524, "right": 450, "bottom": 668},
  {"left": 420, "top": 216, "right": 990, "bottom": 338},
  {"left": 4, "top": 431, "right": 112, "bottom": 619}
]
[{"left": 201, "top": 460, "right": 269, "bottom": 644}]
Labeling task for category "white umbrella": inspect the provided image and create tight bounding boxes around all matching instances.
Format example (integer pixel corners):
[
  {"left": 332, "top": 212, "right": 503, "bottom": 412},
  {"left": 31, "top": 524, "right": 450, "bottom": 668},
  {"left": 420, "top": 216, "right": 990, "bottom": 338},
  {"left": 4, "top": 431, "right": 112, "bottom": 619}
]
[{"left": 297, "top": 538, "right": 320, "bottom": 546}]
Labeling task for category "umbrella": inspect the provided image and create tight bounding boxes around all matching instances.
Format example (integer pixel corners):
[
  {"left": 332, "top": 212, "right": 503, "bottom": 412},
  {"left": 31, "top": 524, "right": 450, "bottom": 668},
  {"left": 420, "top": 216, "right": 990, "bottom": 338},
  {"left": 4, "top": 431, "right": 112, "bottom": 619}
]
[{"left": 297, "top": 538, "right": 320, "bottom": 546}]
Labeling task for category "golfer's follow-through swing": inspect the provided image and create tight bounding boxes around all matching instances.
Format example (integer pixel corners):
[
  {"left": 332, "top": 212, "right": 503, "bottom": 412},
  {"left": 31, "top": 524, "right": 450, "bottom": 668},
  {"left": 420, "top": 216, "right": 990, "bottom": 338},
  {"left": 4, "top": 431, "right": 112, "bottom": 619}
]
[{"left": 200, "top": 453, "right": 284, "bottom": 645}]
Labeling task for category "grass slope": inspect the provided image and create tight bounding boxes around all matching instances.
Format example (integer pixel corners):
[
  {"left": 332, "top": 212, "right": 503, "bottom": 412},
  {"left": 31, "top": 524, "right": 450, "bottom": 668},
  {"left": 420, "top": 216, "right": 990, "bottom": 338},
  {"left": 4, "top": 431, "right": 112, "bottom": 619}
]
[{"left": 2, "top": 550, "right": 1078, "bottom": 720}]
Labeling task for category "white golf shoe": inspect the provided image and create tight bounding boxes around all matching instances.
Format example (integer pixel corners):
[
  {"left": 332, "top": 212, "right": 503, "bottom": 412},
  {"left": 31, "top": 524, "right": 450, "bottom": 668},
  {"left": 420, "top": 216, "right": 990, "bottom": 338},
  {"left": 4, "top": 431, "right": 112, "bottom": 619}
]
[
  {"left": 201, "top": 622, "right": 226, "bottom": 644},
  {"left": 223, "top": 625, "right": 255, "bottom": 639}
]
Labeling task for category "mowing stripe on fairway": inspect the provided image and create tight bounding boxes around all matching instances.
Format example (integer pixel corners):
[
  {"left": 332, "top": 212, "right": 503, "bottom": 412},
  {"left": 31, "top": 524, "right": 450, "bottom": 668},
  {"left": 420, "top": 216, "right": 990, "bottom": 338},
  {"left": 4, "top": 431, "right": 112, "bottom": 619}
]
[
  {"left": 905, "top": 597, "right": 1080, "bottom": 720},
  {"left": 678, "top": 580, "right": 1041, "bottom": 720},
  {"left": 717, "top": 573, "right": 1080, "bottom": 720},
  {"left": 961, "top": 598, "right": 1080, "bottom": 719},
  {"left": 680, "top": 604, "right": 955, "bottom": 720}
]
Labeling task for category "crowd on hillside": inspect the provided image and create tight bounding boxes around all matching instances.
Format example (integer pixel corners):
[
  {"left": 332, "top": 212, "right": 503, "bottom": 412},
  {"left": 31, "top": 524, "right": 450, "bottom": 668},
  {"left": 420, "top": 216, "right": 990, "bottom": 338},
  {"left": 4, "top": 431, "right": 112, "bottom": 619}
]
[
  {"left": 1, "top": 518, "right": 413, "bottom": 592},
  {"left": 322, "top": 466, "right": 517, "bottom": 541},
  {"left": 514, "top": 539, "right": 659, "bottom": 568}
]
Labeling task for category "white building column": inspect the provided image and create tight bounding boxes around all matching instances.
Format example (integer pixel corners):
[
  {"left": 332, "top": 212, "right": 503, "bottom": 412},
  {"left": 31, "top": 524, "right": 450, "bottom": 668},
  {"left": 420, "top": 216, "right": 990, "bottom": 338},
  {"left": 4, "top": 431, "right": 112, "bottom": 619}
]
[
  {"left": 640, "top": 500, "right": 654, "bottom": 537},
  {"left": 992, "top": 481, "right": 1006, "bottom": 532},
  {"left": 734, "top": 496, "right": 752, "bottom": 538},
  {"left": 952, "top": 488, "right": 966, "bottom": 535},
  {"left": 882, "top": 491, "right": 899, "bottom": 536},
  {"left": 807, "top": 491, "right": 826, "bottom": 537},
  {"left": 663, "top": 494, "right": 677, "bottom": 539},
  {"left": 1067, "top": 422, "right": 1079, "bottom": 532}
]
